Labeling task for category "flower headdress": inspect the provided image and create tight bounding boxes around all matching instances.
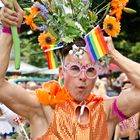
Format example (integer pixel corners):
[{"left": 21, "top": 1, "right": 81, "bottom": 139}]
[{"left": 24, "top": 0, "right": 135, "bottom": 69}]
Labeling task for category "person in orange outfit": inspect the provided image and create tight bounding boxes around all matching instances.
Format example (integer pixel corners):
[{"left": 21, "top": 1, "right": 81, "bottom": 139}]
[{"left": 1, "top": 1, "right": 140, "bottom": 140}]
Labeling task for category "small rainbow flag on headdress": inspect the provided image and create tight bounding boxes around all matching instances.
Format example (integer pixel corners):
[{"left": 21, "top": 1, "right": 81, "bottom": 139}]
[
  {"left": 43, "top": 44, "right": 63, "bottom": 69},
  {"left": 84, "top": 25, "right": 109, "bottom": 62}
]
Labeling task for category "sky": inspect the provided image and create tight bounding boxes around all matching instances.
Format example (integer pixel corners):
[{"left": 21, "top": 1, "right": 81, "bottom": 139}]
[{"left": 0, "top": 1, "right": 3, "bottom": 7}]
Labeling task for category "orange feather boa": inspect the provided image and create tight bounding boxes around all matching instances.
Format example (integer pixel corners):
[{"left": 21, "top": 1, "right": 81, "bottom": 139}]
[
  {"left": 35, "top": 81, "right": 103, "bottom": 107},
  {"left": 35, "top": 81, "right": 72, "bottom": 107}
]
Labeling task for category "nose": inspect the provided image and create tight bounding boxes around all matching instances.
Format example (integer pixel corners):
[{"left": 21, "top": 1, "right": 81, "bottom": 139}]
[{"left": 79, "top": 70, "right": 86, "bottom": 81}]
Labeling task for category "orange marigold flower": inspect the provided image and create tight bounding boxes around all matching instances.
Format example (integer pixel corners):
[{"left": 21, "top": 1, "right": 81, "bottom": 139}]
[
  {"left": 24, "top": 14, "right": 38, "bottom": 31},
  {"left": 31, "top": 7, "right": 41, "bottom": 16},
  {"left": 111, "top": 0, "right": 129, "bottom": 8},
  {"left": 110, "top": 0, "right": 129, "bottom": 21},
  {"left": 38, "top": 32, "right": 56, "bottom": 48},
  {"left": 103, "top": 16, "right": 121, "bottom": 37}
]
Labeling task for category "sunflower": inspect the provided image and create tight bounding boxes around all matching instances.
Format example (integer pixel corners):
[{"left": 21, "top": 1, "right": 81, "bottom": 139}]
[
  {"left": 103, "top": 16, "right": 121, "bottom": 37},
  {"left": 38, "top": 32, "right": 56, "bottom": 48}
]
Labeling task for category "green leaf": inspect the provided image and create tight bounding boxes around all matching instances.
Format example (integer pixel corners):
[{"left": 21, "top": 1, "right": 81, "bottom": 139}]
[
  {"left": 64, "top": 26, "right": 81, "bottom": 37},
  {"left": 73, "top": 0, "right": 81, "bottom": 5},
  {"left": 62, "top": 36, "right": 74, "bottom": 43},
  {"left": 89, "top": 11, "right": 98, "bottom": 23},
  {"left": 48, "top": 27, "right": 58, "bottom": 39},
  {"left": 64, "top": 18, "right": 76, "bottom": 27},
  {"left": 123, "top": 7, "right": 137, "bottom": 14},
  {"left": 79, "top": 17, "right": 91, "bottom": 32}
]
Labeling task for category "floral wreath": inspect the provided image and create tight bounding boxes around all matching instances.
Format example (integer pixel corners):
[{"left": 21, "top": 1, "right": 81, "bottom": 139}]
[
  {"left": 24, "top": 0, "right": 136, "bottom": 42},
  {"left": 24, "top": 0, "right": 136, "bottom": 69}
]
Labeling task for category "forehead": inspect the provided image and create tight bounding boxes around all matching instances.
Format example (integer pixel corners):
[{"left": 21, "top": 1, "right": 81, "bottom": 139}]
[{"left": 64, "top": 51, "right": 94, "bottom": 65}]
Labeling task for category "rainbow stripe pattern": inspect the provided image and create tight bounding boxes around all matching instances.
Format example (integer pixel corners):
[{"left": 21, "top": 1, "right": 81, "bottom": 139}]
[
  {"left": 84, "top": 25, "right": 109, "bottom": 62},
  {"left": 43, "top": 45, "right": 60, "bottom": 69}
]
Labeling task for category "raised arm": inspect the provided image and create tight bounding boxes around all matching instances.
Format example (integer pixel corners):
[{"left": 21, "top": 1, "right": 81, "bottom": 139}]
[
  {"left": 106, "top": 37, "right": 140, "bottom": 118},
  {"left": 0, "top": 0, "right": 40, "bottom": 118},
  {"left": 107, "top": 37, "right": 140, "bottom": 88}
]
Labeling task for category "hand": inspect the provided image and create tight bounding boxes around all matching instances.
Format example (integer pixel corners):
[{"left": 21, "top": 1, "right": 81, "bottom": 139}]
[
  {"left": 0, "top": 0, "right": 24, "bottom": 28},
  {"left": 105, "top": 36, "right": 117, "bottom": 63},
  {"left": 105, "top": 36, "right": 115, "bottom": 52}
]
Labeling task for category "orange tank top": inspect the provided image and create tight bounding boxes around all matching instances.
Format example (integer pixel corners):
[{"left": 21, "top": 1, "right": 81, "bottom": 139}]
[{"left": 36, "top": 99, "right": 109, "bottom": 140}]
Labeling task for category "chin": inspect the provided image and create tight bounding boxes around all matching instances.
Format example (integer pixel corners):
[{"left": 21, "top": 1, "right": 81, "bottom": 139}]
[
  {"left": 74, "top": 94, "right": 88, "bottom": 102},
  {"left": 70, "top": 90, "right": 90, "bottom": 102}
]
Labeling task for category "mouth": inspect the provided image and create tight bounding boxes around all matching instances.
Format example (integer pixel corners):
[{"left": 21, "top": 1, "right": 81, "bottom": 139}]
[{"left": 77, "top": 86, "right": 86, "bottom": 90}]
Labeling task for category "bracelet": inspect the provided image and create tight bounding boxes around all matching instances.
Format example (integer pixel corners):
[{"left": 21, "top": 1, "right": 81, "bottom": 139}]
[{"left": 1, "top": 27, "right": 20, "bottom": 34}]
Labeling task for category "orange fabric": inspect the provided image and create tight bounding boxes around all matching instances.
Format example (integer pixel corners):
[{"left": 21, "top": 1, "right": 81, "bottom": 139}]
[
  {"left": 36, "top": 100, "right": 108, "bottom": 140},
  {"left": 35, "top": 81, "right": 72, "bottom": 107}
]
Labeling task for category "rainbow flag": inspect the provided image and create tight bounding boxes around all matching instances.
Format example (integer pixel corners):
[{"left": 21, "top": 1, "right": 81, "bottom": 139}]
[
  {"left": 43, "top": 45, "right": 60, "bottom": 69},
  {"left": 84, "top": 25, "right": 109, "bottom": 62}
]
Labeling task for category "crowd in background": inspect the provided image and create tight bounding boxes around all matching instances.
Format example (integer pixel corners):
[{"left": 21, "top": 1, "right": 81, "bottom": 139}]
[{"left": 0, "top": 72, "right": 140, "bottom": 140}]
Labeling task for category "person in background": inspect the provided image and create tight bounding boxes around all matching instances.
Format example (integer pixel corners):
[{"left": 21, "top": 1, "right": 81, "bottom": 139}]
[
  {"left": 0, "top": 103, "right": 30, "bottom": 139},
  {"left": 26, "top": 81, "right": 39, "bottom": 91},
  {"left": 93, "top": 77, "right": 109, "bottom": 99}
]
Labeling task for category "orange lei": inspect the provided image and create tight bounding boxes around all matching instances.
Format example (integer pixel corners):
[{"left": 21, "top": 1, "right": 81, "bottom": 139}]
[{"left": 35, "top": 81, "right": 103, "bottom": 107}]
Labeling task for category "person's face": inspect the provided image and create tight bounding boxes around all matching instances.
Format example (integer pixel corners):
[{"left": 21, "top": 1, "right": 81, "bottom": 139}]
[{"left": 60, "top": 51, "right": 97, "bottom": 102}]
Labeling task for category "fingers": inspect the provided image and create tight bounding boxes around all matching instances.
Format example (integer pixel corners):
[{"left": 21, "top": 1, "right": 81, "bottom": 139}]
[
  {"left": 1, "top": 6, "right": 18, "bottom": 26},
  {"left": 13, "top": 0, "right": 23, "bottom": 14},
  {"left": 1, "top": 0, "right": 12, "bottom": 9},
  {"left": 104, "top": 36, "right": 113, "bottom": 44},
  {"left": 104, "top": 36, "right": 115, "bottom": 52},
  {"left": 0, "top": 0, "right": 24, "bottom": 27},
  {"left": 13, "top": 1, "right": 24, "bottom": 27}
]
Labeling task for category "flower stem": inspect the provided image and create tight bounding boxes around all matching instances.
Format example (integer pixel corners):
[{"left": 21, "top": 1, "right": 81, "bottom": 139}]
[{"left": 96, "top": 3, "right": 111, "bottom": 25}]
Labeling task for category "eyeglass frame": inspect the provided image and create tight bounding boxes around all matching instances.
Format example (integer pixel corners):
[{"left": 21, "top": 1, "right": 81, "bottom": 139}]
[{"left": 62, "top": 62, "right": 98, "bottom": 79}]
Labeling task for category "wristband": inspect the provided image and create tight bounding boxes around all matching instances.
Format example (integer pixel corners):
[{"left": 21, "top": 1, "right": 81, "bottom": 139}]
[{"left": 1, "top": 27, "right": 20, "bottom": 34}]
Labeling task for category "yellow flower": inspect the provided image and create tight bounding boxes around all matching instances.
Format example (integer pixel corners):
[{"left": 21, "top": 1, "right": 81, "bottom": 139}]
[
  {"left": 103, "top": 16, "right": 121, "bottom": 37},
  {"left": 38, "top": 32, "right": 56, "bottom": 48}
]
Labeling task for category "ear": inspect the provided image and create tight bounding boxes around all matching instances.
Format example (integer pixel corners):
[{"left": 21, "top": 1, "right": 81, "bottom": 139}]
[{"left": 59, "top": 66, "right": 64, "bottom": 80}]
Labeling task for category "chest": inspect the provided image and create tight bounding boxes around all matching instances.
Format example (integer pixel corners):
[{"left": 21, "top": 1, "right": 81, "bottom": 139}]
[{"left": 45, "top": 101, "right": 109, "bottom": 140}]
